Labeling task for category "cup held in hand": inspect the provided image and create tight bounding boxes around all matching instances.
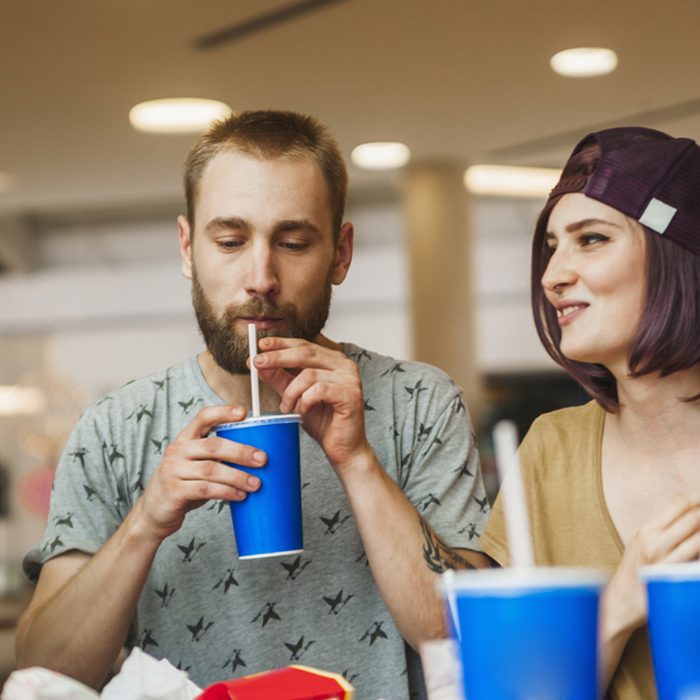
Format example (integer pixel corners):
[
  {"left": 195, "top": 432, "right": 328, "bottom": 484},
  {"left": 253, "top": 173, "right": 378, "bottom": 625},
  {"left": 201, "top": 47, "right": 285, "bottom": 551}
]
[{"left": 215, "top": 414, "right": 302, "bottom": 559}]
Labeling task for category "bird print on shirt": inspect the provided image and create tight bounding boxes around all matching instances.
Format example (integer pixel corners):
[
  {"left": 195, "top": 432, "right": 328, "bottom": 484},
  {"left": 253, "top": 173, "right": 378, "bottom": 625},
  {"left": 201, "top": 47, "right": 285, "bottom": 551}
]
[
  {"left": 359, "top": 621, "right": 388, "bottom": 646},
  {"left": 53, "top": 512, "right": 74, "bottom": 528},
  {"left": 154, "top": 583, "right": 175, "bottom": 608},
  {"left": 476, "top": 496, "right": 489, "bottom": 514},
  {"left": 281, "top": 555, "right": 311, "bottom": 581},
  {"left": 284, "top": 636, "right": 315, "bottom": 661},
  {"left": 187, "top": 617, "right": 214, "bottom": 642},
  {"left": 126, "top": 404, "right": 153, "bottom": 423},
  {"left": 222, "top": 649, "right": 247, "bottom": 673},
  {"left": 453, "top": 458, "right": 474, "bottom": 478},
  {"left": 213, "top": 569, "right": 239, "bottom": 592},
  {"left": 320, "top": 510, "right": 352, "bottom": 535},
  {"left": 405, "top": 380, "right": 427, "bottom": 401},
  {"left": 323, "top": 590, "right": 353, "bottom": 615},
  {"left": 69, "top": 448, "right": 88, "bottom": 469},
  {"left": 251, "top": 602, "right": 281, "bottom": 627},
  {"left": 139, "top": 629, "right": 159, "bottom": 652},
  {"left": 380, "top": 362, "right": 405, "bottom": 377},
  {"left": 178, "top": 397, "right": 203, "bottom": 415},
  {"left": 177, "top": 537, "right": 206, "bottom": 562},
  {"left": 150, "top": 436, "right": 169, "bottom": 455}
]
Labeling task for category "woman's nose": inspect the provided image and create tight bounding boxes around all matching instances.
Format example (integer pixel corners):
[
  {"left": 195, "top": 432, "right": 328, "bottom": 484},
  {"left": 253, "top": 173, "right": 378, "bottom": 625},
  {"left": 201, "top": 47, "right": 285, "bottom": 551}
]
[{"left": 541, "top": 248, "right": 577, "bottom": 294}]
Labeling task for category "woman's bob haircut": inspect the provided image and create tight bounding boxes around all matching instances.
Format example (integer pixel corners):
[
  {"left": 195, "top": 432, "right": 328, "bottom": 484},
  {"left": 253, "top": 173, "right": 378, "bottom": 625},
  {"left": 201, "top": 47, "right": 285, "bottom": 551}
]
[{"left": 531, "top": 140, "right": 700, "bottom": 412}]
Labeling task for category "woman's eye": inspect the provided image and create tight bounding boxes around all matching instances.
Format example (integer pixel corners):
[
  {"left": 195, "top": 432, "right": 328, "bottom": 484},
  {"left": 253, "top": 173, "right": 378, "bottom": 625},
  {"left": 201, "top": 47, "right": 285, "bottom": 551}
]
[{"left": 580, "top": 233, "right": 609, "bottom": 246}]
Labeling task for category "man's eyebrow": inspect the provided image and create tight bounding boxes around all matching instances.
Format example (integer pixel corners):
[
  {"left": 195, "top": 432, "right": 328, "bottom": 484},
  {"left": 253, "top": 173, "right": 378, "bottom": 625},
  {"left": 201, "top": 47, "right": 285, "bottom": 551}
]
[
  {"left": 273, "top": 219, "right": 322, "bottom": 235},
  {"left": 565, "top": 218, "right": 622, "bottom": 233},
  {"left": 203, "top": 217, "right": 249, "bottom": 235}
]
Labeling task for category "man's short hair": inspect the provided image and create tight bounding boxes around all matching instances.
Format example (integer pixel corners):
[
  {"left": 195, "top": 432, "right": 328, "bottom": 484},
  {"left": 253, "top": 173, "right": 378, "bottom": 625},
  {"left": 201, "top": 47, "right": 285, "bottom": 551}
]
[{"left": 184, "top": 110, "right": 348, "bottom": 237}]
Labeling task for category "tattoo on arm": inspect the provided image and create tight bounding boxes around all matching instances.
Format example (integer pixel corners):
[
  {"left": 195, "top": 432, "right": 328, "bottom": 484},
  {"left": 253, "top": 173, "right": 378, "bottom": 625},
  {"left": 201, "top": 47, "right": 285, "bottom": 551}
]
[{"left": 420, "top": 517, "right": 474, "bottom": 573}]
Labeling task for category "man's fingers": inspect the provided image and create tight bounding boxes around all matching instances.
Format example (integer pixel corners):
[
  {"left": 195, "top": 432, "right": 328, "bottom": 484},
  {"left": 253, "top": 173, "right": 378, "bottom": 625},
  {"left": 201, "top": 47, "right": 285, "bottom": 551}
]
[
  {"left": 255, "top": 337, "right": 350, "bottom": 372},
  {"left": 173, "top": 435, "right": 267, "bottom": 469},
  {"left": 257, "top": 366, "right": 295, "bottom": 397},
  {"left": 177, "top": 405, "right": 247, "bottom": 440}
]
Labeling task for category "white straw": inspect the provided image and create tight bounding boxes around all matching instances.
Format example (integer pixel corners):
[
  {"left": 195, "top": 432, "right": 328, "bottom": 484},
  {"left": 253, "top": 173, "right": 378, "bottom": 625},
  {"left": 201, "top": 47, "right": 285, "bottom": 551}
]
[
  {"left": 247, "top": 323, "right": 261, "bottom": 417},
  {"left": 492, "top": 420, "right": 535, "bottom": 568}
]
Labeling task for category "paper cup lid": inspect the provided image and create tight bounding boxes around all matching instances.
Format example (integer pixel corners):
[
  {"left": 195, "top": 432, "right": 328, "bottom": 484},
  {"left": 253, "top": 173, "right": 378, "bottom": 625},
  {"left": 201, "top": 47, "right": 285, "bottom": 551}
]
[
  {"left": 438, "top": 567, "right": 607, "bottom": 594},
  {"left": 640, "top": 561, "right": 700, "bottom": 582},
  {"left": 215, "top": 413, "right": 301, "bottom": 431}
]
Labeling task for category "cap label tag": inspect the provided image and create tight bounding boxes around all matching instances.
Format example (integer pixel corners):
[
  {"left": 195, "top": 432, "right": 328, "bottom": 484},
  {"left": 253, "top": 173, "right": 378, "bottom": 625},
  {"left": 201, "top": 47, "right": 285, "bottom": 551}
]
[{"left": 639, "top": 198, "right": 677, "bottom": 234}]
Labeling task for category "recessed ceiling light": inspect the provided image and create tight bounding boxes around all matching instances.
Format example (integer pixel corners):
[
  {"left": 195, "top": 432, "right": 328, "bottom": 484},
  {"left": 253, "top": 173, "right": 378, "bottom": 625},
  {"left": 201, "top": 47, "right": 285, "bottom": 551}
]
[
  {"left": 464, "top": 165, "right": 562, "bottom": 198},
  {"left": 0, "top": 386, "right": 45, "bottom": 416},
  {"left": 550, "top": 47, "right": 618, "bottom": 78},
  {"left": 351, "top": 142, "right": 411, "bottom": 170},
  {"left": 129, "top": 98, "right": 232, "bottom": 134}
]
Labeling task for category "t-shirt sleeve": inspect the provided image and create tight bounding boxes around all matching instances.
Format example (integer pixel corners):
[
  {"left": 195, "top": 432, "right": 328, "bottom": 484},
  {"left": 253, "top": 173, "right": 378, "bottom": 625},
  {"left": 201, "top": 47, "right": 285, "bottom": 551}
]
[
  {"left": 480, "top": 416, "right": 544, "bottom": 567},
  {"left": 23, "top": 406, "right": 124, "bottom": 582},
  {"left": 399, "top": 382, "right": 490, "bottom": 552}
]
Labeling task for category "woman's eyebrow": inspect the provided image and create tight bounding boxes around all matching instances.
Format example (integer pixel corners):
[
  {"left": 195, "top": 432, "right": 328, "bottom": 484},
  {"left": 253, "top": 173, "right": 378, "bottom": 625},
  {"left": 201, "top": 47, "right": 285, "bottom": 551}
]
[{"left": 565, "top": 218, "right": 622, "bottom": 233}]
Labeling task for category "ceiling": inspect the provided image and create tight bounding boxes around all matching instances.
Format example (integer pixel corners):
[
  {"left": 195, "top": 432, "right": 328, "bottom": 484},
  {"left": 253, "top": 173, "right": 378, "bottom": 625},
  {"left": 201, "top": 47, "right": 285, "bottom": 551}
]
[{"left": 2, "top": 0, "right": 700, "bottom": 217}]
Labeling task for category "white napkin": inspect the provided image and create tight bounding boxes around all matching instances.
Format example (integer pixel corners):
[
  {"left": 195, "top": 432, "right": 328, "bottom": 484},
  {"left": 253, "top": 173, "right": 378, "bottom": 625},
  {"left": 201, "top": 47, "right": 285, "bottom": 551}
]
[
  {"left": 101, "top": 648, "right": 201, "bottom": 700},
  {"left": 1, "top": 667, "right": 99, "bottom": 700},
  {"left": 3, "top": 649, "right": 202, "bottom": 700},
  {"left": 419, "top": 638, "right": 465, "bottom": 700}
]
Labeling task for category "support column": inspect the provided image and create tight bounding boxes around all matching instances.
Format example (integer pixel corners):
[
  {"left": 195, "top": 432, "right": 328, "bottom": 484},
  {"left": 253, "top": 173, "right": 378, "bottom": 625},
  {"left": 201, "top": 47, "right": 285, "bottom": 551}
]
[{"left": 401, "top": 162, "right": 481, "bottom": 423}]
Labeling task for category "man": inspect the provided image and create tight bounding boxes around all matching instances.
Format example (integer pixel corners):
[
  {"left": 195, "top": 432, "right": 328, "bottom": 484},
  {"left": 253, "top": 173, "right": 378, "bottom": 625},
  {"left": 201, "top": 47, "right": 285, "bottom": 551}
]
[{"left": 17, "top": 110, "right": 490, "bottom": 698}]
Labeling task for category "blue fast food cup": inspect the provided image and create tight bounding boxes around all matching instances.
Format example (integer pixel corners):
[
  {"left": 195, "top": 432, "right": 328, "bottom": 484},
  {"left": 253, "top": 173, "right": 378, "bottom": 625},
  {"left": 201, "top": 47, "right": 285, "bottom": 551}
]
[
  {"left": 440, "top": 568, "right": 606, "bottom": 700},
  {"left": 641, "top": 562, "right": 700, "bottom": 700},
  {"left": 215, "top": 414, "right": 303, "bottom": 559}
]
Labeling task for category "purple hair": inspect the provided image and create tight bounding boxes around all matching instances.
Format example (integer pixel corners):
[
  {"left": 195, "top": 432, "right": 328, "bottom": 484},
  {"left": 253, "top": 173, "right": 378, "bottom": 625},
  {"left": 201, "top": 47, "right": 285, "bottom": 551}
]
[{"left": 531, "top": 143, "right": 700, "bottom": 412}]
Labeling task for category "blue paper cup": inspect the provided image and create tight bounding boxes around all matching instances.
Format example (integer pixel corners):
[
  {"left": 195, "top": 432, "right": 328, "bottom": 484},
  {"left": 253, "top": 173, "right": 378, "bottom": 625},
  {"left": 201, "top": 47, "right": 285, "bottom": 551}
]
[
  {"left": 641, "top": 562, "right": 700, "bottom": 700},
  {"left": 215, "top": 414, "right": 302, "bottom": 559},
  {"left": 440, "top": 568, "right": 606, "bottom": 700}
]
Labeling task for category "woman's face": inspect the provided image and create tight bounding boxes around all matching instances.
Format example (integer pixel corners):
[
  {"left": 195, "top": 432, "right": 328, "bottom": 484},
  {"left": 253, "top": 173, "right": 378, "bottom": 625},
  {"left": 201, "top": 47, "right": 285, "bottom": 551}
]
[{"left": 542, "top": 193, "right": 647, "bottom": 372}]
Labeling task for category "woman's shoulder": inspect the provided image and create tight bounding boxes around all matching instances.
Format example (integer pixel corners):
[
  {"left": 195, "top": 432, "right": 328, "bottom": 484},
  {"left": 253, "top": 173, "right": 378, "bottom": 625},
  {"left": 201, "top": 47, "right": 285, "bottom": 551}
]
[
  {"left": 522, "top": 400, "right": 604, "bottom": 459},
  {"left": 530, "top": 399, "right": 602, "bottom": 431}
]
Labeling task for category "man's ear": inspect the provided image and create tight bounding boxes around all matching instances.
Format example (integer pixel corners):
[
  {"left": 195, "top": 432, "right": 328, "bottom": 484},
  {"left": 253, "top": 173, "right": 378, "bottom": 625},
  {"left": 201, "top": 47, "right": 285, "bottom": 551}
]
[
  {"left": 178, "top": 215, "right": 193, "bottom": 280},
  {"left": 331, "top": 222, "right": 354, "bottom": 285}
]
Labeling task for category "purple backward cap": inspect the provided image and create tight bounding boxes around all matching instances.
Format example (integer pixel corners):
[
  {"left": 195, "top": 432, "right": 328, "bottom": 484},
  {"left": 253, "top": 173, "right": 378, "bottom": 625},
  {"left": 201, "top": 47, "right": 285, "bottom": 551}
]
[{"left": 549, "top": 126, "right": 700, "bottom": 256}]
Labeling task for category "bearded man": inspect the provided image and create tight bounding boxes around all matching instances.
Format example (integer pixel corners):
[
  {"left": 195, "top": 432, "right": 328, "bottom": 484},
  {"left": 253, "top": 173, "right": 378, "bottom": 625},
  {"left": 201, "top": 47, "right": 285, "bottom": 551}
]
[{"left": 17, "top": 110, "right": 490, "bottom": 699}]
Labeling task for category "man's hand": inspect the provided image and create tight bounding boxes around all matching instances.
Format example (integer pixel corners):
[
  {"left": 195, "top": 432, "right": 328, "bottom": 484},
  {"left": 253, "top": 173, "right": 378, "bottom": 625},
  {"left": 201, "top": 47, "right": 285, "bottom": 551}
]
[
  {"left": 254, "top": 337, "right": 372, "bottom": 471},
  {"left": 135, "top": 404, "right": 266, "bottom": 542}
]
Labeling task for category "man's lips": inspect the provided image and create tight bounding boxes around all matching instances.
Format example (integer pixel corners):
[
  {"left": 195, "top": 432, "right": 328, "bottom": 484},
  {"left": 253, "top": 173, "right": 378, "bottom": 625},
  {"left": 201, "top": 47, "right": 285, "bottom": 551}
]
[
  {"left": 240, "top": 317, "right": 285, "bottom": 331},
  {"left": 555, "top": 301, "right": 589, "bottom": 326}
]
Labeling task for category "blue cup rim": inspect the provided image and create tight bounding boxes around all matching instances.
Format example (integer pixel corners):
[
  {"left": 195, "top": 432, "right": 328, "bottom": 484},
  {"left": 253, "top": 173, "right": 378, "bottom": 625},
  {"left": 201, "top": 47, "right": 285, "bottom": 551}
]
[
  {"left": 215, "top": 413, "right": 301, "bottom": 431},
  {"left": 640, "top": 561, "right": 700, "bottom": 581},
  {"left": 439, "top": 566, "right": 607, "bottom": 595}
]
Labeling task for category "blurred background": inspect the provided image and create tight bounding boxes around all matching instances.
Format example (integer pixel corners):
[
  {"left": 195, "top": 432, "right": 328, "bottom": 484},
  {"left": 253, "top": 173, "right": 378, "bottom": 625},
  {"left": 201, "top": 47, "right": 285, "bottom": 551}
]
[{"left": 1, "top": 0, "right": 699, "bottom": 680}]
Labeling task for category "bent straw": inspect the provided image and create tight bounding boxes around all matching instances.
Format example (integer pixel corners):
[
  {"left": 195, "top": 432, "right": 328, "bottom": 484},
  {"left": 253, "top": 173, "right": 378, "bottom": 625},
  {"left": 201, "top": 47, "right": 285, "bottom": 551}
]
[
  {"left": 247, "top": 323, "right": 261, "bottom": 417},
  {"left": 492, "top": 420, "right": 535, "bottom": 568}
]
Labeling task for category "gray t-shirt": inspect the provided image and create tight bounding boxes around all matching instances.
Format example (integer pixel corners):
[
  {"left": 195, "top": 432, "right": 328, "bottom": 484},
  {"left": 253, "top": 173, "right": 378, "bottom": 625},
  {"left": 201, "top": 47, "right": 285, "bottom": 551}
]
[{"left": 24, "top": 344, "right": 489, "bottom": 699}]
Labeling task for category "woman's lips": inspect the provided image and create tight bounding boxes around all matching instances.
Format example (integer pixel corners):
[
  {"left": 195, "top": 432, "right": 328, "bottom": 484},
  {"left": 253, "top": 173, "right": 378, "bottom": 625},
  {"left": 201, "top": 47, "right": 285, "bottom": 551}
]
[{"left": 556, "top": 303, "right": 588, "bottom": 326}]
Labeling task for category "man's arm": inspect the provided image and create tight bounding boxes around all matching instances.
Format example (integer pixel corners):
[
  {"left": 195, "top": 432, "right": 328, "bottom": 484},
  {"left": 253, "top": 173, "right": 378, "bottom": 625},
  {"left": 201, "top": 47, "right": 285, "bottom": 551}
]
[
  {"left": 337, "top": 450, "right": 491, "bottom": 647},
  {"left": 255, "top": 337, "right": 491, "bottom": 650},
  {"left": 16, "top": 405, "right": 265, "bottom": 689}
]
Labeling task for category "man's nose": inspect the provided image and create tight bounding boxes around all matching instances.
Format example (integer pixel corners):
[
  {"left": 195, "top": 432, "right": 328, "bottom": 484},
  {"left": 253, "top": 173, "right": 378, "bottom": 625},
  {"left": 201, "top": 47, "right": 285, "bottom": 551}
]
[
  {"left": 245, "top": 244, "right": 280, "bottom": 298},
  {"left": 541, "top": 248, "right": 577, "bottom": 294}
]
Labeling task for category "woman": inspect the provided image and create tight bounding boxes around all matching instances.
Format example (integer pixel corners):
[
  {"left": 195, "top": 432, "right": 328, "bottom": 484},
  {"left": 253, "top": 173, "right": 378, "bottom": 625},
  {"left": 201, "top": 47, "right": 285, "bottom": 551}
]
[{"left": 480, "top": 126, "right": 700, "bottom": 700}]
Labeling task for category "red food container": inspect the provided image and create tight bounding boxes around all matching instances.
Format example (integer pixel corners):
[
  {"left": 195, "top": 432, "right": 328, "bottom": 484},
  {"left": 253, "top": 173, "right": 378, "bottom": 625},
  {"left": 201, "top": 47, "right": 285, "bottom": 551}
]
[{"left": 197, "top": 665, "right": 353, "bottom": 700}]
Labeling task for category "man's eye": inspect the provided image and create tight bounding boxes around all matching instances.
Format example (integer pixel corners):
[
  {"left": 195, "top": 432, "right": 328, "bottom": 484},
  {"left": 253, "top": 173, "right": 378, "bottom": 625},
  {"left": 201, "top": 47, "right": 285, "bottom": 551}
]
[
  {"left": 280, "top": 241, "right": 309, "bottom": 251},
  {"left": 218, "top": 239, "right": 243, "bottom": 250}
]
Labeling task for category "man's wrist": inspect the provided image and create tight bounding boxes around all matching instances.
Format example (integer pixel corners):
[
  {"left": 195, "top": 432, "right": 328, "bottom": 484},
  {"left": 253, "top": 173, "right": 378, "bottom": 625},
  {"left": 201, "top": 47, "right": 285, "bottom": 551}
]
[{"left": 334, "top": 444, "right": 382, "bottom": 486}]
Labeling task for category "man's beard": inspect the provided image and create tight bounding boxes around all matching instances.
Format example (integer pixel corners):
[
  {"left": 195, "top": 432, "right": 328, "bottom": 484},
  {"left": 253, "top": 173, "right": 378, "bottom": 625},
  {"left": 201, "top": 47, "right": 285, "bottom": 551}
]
[{"left": 191, "top": 266, "right": 334, "bottom": 375}]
